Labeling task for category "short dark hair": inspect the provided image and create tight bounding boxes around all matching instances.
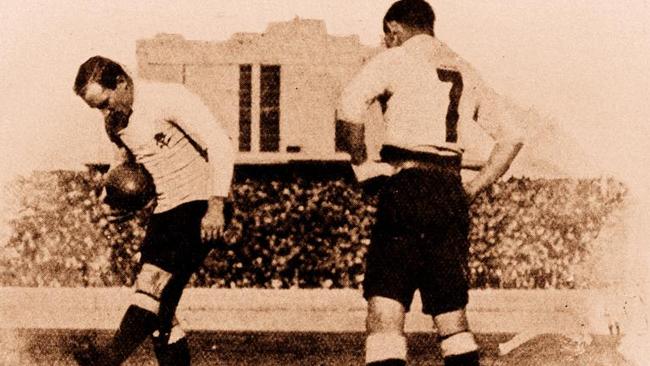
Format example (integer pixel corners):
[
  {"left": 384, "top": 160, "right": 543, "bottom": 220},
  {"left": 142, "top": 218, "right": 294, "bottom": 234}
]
[
  {"left": 383, "top": 0, "right": 435, "bottom": 33},
  {"left": 73, "top": 56, "right": 128, "bottom": 95}
]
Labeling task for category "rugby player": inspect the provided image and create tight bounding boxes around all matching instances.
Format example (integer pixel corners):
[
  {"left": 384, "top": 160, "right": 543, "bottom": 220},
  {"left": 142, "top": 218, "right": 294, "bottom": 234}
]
[
  {"left": 337, "top": 1, "right": 529, "bottom": 365},
  {"left": 72, "top": 56, "right": 235, "bottom": 365}
]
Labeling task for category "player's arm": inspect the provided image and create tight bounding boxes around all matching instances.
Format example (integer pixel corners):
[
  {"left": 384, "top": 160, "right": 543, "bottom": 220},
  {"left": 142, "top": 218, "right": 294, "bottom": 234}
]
[
  {"left": 465, "top": 85, "right": 527, "bottom": 201},
  {"left": 337, "top": 52, "right": 397, "bottom": 180},
  {"left": 337, "top": 51, "right": 398, "bottom": 165},
  {"left": 463, "top": 140, "right": 522, "bottom": 200},
  {"left": 165, "top": 86, "right": 235, "bottom": 240}
]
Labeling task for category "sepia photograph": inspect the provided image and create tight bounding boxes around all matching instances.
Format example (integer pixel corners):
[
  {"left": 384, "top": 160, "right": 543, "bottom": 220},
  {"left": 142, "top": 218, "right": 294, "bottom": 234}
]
[{"left": 1, "top": 0, "right": 649, "bottom": 364}]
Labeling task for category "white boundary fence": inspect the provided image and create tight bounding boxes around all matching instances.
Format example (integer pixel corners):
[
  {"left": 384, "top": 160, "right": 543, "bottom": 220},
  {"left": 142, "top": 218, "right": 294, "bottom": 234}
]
[{"left": 1, "top": 287, "right": 634, "bottom": 335}]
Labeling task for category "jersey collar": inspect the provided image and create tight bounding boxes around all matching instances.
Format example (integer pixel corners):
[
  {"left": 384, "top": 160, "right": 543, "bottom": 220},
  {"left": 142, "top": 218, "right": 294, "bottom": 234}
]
[{"left": 401, "top": 34, "right": 443, "bottom": 55}]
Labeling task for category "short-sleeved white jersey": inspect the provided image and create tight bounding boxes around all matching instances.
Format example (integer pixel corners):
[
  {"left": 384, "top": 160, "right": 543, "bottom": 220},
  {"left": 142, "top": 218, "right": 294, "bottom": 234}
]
[{"left": 338, "top": 34, "right": 525, "bottom": 156}]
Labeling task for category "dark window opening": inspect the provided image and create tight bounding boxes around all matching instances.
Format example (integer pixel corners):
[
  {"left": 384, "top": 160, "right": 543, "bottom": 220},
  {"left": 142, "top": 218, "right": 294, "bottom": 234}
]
[
  {"left": 238, "top": 64, "right": 252, "bottom": 152},
  {"left": 260, "top": 65, "right": 281, "bottom": 152}
]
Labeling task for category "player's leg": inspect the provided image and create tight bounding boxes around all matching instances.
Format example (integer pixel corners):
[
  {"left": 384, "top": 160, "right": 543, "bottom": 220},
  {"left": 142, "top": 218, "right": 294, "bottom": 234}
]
[
  {"left": 421, "top": 239, "right": 478, "bottom": 366},
  {"left": 423, "top": 258, "right": 479, "bottom": 366},
  {"left": 73, "top": 263, "right": 171, "bottom": 366},
  {"left": 420, "top": 252, "right": 479, "bottom": 366},
  {"left": 95, "top": 265, "right": 197, "bottom": 366},
  {"left": 362, "top": 171, "right": 421, "bottom": 366},
  {"left": 74, "top": 200, "right": 210, "bottom": 366},
  {"left": 109, "top": 263, "right": 172, "bottom": 363},
  {"left": 96, "top": 202, "right": 181, "bottom": 365},
  {"left": 152, "top": 317, "right": 190, "bottom": 365},
  {"left": 420, "top": 257, "right": 479, "bottom": 366},
  {"left": 152, "top": 271, "right": 197, "bottom": 366},
  {"left": 418, "top": 167, "right": 479, "bottom": 366},
  {"left": 103, "top": 258, "right": 205, "bottom": 366},
  {"left": 149, "top": 200, "right": 216, "bottom": 366},
  {"left": 433, "top": 309, "right": 479, "bottom": 366},
  {"left": 365, "top": 296, "right": 408, "bottom": 366}
]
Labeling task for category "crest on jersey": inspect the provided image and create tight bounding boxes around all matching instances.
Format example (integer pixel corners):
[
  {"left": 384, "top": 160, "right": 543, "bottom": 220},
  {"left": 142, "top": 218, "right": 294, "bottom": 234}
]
[{"left": 154, "top": 132, "right": 172, "bottom": 148}]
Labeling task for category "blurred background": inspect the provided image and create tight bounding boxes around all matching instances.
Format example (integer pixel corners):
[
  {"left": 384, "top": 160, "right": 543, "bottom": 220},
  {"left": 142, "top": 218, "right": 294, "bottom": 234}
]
[
  {"left": 1, "top": 0, "right": 648, "bottom": 177},
  {"left": 0, "top": 0, "right": 648, "bottom": 289}
]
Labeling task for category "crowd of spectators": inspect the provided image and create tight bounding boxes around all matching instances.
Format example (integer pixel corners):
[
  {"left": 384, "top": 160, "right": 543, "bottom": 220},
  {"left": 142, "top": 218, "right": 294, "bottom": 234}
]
[{"left": 0, "top": 169, "right": 626, "bottom": 289}]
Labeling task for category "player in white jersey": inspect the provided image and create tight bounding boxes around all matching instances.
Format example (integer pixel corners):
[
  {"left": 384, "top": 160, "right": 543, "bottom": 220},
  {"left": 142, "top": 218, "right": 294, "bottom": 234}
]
[
  {"left": 337, "top": 1, "right": 528, "bottom": 365},
  {"left": 71, "top": 56, "right": 235, "bottom": 365}
]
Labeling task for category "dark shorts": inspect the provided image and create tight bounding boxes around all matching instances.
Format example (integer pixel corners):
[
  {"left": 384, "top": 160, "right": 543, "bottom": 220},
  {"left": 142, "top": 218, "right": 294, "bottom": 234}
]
[
  {"left": 362, "top": 167, "right": 470, "bottom": 316},
  {"left": 140, "top": 200, "right": 212, "bottom": 275}
]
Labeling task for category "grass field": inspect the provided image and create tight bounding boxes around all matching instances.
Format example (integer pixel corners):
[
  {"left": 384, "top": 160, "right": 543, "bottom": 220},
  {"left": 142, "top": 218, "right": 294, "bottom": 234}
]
[{"left": 0, "top": 330, "right": 631, "bottom": 365}]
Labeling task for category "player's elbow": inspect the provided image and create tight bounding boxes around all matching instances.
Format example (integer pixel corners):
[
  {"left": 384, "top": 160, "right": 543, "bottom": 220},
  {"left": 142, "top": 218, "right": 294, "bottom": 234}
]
[
  {"left": 504, "top": 134, "right": 525, "bottom": 149},
  {"left": 496, "top": 118, "right": 526, "bottom": 149},
  {"left": 496, "top": 136, "right": 524, "bottom": 157},
  {"left": 506, "top": 107, "right": 540, "bottom": 147}
]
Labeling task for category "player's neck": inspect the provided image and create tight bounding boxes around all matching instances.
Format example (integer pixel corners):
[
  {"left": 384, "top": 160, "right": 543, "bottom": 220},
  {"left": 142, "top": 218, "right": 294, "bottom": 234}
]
[{"left": 407, "top": 29, "right": 434, "bottom": 40}]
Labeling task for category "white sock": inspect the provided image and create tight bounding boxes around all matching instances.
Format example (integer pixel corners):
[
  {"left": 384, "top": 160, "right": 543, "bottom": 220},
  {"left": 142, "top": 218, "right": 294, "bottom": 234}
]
[
  {"left": 439, "top": 332, "right": 478, "bottom": 357},
  {"left": 365, "top": 333, "right": 407, "bottom": 363}
]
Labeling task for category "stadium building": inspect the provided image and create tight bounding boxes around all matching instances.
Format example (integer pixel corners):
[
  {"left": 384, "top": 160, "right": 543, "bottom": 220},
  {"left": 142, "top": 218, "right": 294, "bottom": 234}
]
[{"left": 136, "top": 17, "right": 385, "bottom": 165}]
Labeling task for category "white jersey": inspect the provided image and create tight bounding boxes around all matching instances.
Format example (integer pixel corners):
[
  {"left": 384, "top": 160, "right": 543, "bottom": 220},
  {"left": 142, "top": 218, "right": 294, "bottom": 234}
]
[
  {"left": 338, "top": 34, "right": 526, "bottom": 156},
  {"left": 114, "top": 80, "right": 234, "bottom": 213}
]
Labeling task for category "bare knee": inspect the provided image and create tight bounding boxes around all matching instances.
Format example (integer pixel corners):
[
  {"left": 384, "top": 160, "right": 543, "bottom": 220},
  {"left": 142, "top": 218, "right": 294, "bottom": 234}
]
[
  {"left": 433, "top": 308, "right": 469, "bottom": 336},
  {"left": 366, "top": 296, "right": 406, "bottom": 334},
  {"left": 133, "top": 263, "right": 173, "bottom": 314}
]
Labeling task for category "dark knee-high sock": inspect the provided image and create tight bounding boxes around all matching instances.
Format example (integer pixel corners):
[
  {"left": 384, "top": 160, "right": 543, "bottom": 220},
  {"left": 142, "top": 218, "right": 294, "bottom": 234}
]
[
  {"left": 155, "top": 278, "right": 191, "bottom": 366},
  {"left": 444, "top": 351, "right": 480, "bottom": 366},
  {"left": 157, "top": 272, "right": 189, "bottom": 339},
  {"left": 154, "top": 336, "right": 191, "bottom": 366},
  {"left": 104, "top": 305, "right": 159, "bottom": 364}
]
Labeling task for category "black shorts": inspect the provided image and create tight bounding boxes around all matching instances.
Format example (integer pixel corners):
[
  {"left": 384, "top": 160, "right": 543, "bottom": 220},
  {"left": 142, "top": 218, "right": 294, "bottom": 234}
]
[
  {"left": 140, "top": 200, "right": 212, "bottom": 275},
  {"left": 362, "top": 166, "right": 470, "bottom": 316}
]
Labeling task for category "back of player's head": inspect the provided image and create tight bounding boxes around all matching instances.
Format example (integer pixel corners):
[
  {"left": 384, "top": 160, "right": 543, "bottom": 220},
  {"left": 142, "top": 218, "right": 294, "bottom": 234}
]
[
  {"left": 74, "top": 56, "right": 128, "bottom": 95},
  {"left": 383, "top": 0, "right": 435, "bottom": 34}
]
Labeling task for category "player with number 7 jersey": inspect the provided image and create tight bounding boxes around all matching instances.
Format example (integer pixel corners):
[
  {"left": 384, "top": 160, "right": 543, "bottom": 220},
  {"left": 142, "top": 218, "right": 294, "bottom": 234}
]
[
  {"left": 339, "top": 34, "right": 525, "bottom": 158},
  {"left": 337, "top": 2, "right": 529, "bottom": 364}
]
